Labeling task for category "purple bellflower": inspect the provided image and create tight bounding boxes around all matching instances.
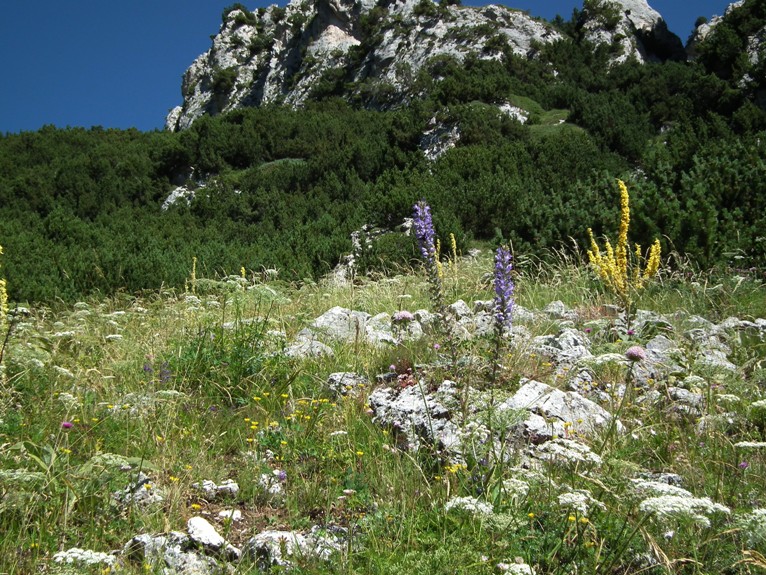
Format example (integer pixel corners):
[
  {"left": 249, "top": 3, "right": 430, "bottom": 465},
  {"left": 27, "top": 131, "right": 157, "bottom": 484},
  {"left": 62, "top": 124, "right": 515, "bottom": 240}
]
[
  {"left": 493, "top": 245, "right": 514, "bottom": 333},
  {"left": 413, "top": 201, "right": 437, "bottom": 265}
]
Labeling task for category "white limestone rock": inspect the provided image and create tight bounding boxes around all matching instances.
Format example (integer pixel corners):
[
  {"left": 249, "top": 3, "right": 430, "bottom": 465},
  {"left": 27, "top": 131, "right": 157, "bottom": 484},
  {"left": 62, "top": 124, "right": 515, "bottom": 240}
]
[
  {"left": 187, "top": 516, "right": 240, "bottom": 560},
  {"left": 166, "top": 0, "right": 563, "bottom": 130},
  {"left": 579, "top": 0, "right": 684, "bottom": 65}
]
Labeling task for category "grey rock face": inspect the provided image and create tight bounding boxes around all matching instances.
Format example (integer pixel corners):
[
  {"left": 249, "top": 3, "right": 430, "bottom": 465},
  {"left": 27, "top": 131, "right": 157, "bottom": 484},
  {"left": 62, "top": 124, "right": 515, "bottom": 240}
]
[
  {"left": 579, "top": 0, "right": 685, "bottom": 64},
  {"left": 500, "top": 379, "right": 618, "bottom": 441},
  {"left": 326, "top": 372, "right": 370, "bottom": 397},
  {"left": 284, "top": 328, "right": 335, "bottom": 358},
  {"left": 167, "top": 0, "right": 562, "bottom": 130},
  {"left": 123, "top": 532, "right": 220, "bottom": 575}
]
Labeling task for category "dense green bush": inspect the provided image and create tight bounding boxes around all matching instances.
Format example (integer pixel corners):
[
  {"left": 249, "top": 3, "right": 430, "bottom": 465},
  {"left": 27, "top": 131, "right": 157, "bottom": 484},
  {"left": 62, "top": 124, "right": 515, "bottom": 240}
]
[{"left": 1, "top": 5, "right": 765, "bottom": 303}]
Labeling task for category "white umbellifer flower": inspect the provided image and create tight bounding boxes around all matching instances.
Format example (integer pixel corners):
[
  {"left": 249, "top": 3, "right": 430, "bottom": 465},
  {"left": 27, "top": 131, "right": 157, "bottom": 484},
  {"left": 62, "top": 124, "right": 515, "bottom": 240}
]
[
  {"left": 639, "top": 495, "right": 730, "bottom": 528},
  {"left": 445, "top": 496, "right": 494, "bottom": 517},
  {"left": 57, "top": 392, "right": 82, "bottom": 409},
  {"left": 631, "top": 479, "right": 693, "bottom": 498},
  {"left": 502, "top": 478, "right": 530, "bottom": 502},
  {"left": 557, "top": 489, "right": 606, "bottom": 515},
  {"left": 734, "top": 441, "right": 766, "bottom": 448},
  {"left": 497, "top": 561, "right": 535, "bottom": 574},
  {"left": 736, "top": 508, "right": 766, "bottom": 547},
  {"left": 52, "top": 365, "right": 75, "bottom": 378},
  {"left": 715, "top": 394, "right": 741, "bottom": 403},
  {"left": 53, "top": 331, "right": 76, "bottom": 338},
  {"left": 53, "top": 548, "right": 116, "bottom": 566}
]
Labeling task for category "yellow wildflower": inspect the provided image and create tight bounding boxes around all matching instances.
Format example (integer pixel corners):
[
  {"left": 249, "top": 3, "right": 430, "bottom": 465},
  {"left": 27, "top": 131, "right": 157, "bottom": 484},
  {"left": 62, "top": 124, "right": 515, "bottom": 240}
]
[{"left": 586, "top": 180, "right": 662, "bottom": 314}]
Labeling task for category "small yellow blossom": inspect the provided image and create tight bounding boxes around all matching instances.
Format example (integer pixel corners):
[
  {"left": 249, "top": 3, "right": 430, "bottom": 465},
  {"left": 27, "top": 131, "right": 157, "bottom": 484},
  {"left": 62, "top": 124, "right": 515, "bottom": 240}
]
[
  {"left": 191, "top": 503, "right": 202, "bottom": 510},
  {"left": 568, "top": 515, "right": 576, "bottom": 522},
  {"left": 528, "top": 512, "right": 535, "bottom": 519}
]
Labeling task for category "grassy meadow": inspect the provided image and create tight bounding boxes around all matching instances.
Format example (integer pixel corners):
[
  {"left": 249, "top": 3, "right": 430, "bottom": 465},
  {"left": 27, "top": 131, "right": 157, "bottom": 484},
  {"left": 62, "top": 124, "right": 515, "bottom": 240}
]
[{"left": 1, "top": 242, "right": 766, "bottom": 574}]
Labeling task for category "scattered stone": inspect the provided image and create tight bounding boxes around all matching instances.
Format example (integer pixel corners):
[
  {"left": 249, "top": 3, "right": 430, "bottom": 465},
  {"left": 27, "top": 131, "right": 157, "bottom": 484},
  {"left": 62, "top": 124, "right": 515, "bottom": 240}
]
[
  {"left": 218, "top": 509, "right": 242, "bottom": 522},
  {"left": 192, "top": 479, "right": 239, "bottom": 499},
  {"left": 123, "top": 532, "right": 220, "bottom": 575},
  {"left": 368, "top": 379, "right": 462, "bottom": 453},
  {"left": 543, "top": 301, "right": 578, "bottom": 321},
  {"left": 312, "top": 306, "right": 370, "bottom": 342},
  {"left": 187, "top": 516, "right": 240, "bottom": 561},
  {"left": 500, "top": 379, "right": 618, "bottom": 438},
  {"left": 112, "top": 472, "right": 164, "bottom": 506},
  {"left": 242, "top": 528, "right": 342, "bottom": 570},
  {"left": 284, "top": 329, "right": 335, "bottom": 358},
  {"left": 326, "top": 372, "right": 369, "bottom": 397},
  {"left": 531, "top": 329, "right": 593, "bottom": 365}
]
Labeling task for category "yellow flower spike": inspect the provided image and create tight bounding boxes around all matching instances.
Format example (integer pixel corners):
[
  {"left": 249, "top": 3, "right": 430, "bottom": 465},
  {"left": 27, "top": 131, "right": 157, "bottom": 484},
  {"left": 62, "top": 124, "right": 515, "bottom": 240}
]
[{"left": 586, "top": 180, "right": 661, "bottom": 317}]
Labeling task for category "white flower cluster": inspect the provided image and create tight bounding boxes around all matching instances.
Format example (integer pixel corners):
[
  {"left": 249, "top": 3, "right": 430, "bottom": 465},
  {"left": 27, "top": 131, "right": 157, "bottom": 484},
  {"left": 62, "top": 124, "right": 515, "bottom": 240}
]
[
  {"left": 557, "top": 488, "right": 606, "bottom": 516},
  {"left": 458, "top": 420, "right": 490, "bottom": 446},
  {"left": 444, "top": 496, "right": 494, "bottom": 517},
  {"left": 533, "top": 439, "right": 602, "bottom": 467},
  {"left": 639, "top": 495, "right": 730, "bottom": 528},
  {"left": 631, "top": 478, "right": 693, "bottom": 498},
  {"left": 53, "top": 547, "right": 116, "bottom": 567},
  {"left": 497, "top": 560, "right": 535, "bottom": 574},
  {"left": 736, "top": 508, "right": 766, "bottom": 547},
  {"left": 57, "top": 392, "right": 82, "bottom": 409},
  {"left": 734, "top": 441, "right": 766, "bottom": 448},
  {"left": 502, "top": 478, "right": 530, "bottom": 503}
]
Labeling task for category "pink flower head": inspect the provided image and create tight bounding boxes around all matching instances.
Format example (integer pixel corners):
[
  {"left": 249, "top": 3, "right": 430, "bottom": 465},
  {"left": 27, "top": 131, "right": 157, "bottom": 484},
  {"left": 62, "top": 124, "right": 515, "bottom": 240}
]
[
  {"left": 61, "top": 421, "right": 73, "bottom": 429},
  {"left": 625, "top": 346, "right": 646, "bottom": 362},
  {"left": 392, "top": 310, "right": 415, "bottom": 323}
]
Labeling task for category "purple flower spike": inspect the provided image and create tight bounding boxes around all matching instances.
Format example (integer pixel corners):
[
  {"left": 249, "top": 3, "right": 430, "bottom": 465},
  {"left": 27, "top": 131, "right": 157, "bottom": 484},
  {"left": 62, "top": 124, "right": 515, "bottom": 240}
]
[
  {"left": 493, "top": 246, "right": 514, "bottom": 332},
  {"left": 413, "top": 201, "right": 436, "bottom": 264}
]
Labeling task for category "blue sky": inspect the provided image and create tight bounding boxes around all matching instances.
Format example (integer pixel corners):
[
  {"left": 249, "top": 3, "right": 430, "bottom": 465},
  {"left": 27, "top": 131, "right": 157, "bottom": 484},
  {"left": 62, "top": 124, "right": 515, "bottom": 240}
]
[{"left": 0, "top": 0, "right": 735, "bottom": 134}]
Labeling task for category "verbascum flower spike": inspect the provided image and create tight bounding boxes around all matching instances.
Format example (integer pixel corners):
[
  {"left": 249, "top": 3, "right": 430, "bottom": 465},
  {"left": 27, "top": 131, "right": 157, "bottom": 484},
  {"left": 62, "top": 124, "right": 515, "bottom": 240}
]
[
  {"left": 586, "top": 180, "right": 662, "bottom": 327},
  {"left": 449, "top": 233, "right": 458, "bottom": 271}
]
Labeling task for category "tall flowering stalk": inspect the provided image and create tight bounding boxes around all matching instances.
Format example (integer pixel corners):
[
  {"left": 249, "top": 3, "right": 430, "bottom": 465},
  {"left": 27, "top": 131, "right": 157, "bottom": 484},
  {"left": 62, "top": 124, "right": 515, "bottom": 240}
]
[
  {"left": 586, "top": 180, "right": 661, "bottom": 332},
  {"left": 413, "top": 201, "right": 444, "bottom": 311},
  {"left": 0, "top": 244, "right": 8, "bottom": 373},
  {"left": 493, "top": 245, "right": 514, "bottom": 338},
  {"left": 491, "top": 245, "right": 514, "bottom": 384},
  {"left": 0, "top": 245, "right": 6, "bottom": 333}
]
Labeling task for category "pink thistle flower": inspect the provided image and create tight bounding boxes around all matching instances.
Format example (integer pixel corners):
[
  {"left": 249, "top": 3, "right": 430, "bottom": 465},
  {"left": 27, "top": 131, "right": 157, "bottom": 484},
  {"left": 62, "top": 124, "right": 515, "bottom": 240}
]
[{"left": 625, "top": 346, "right": 646, "bottom": 362}]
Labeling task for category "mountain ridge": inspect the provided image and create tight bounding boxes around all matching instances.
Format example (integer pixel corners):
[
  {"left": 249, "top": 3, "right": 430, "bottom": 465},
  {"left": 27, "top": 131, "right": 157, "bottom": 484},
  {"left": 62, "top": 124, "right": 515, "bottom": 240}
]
[{"left": 165, "top": 0, "right": 688, "bottom": 131}]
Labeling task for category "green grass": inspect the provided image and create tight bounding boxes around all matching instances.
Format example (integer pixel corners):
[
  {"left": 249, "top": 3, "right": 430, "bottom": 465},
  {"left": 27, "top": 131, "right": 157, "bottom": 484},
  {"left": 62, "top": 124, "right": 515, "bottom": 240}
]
[{"left": 1, "top": 249, "right": 766, "bottom": 574}]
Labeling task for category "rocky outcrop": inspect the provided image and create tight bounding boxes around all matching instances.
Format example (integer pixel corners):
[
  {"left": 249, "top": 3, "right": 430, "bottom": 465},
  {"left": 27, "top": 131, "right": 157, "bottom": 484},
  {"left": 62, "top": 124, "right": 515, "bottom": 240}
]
[
  {"left": 687, "top": 1, "right": 745, "bottom": 55},
  {"left": 166, "top": 0, "right": 563, "bottom": 130},
  {"left": 578, "top": 0, "right": 685, "bottom": 64}
]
